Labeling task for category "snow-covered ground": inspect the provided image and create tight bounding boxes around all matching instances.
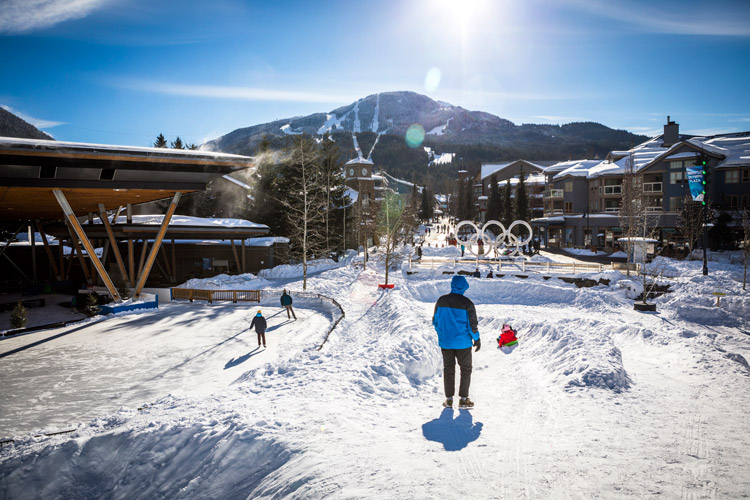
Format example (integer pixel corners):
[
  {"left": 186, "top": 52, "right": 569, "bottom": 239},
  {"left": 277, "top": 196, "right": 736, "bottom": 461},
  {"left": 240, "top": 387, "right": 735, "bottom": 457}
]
[{"left": 1, "top": 232, "right": 749, "bottom": 499}]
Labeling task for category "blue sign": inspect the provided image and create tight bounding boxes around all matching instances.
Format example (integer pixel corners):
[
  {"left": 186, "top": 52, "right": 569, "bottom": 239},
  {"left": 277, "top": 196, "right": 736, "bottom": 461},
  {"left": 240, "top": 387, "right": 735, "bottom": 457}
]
[{"left": 686, "top": 166, "right": 705, "bottom": 202}]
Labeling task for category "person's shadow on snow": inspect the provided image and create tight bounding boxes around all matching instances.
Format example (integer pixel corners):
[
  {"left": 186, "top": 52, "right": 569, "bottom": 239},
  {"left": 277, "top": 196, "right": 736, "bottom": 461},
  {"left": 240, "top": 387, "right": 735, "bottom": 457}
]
[
  {"left": 422, "top": 408, "right": 483, "bottom": 451},
  {"left": 224, "top": 347, "right": 264, "bottom": 369}
]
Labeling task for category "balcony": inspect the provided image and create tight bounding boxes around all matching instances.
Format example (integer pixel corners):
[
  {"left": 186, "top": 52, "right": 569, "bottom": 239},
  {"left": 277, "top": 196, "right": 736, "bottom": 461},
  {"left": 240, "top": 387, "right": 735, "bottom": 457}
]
[
  {"left": 603, "top": 185, "right": 622, "bottom": 195},
  {"left": 643, "top": 182, "right": 662, "bottom": 193},
  {"left": 604, "top": 207, "right": 620, "bottom": 213},
  {"left": 544, "top": 189, "right": 564, "bottom": 199}
]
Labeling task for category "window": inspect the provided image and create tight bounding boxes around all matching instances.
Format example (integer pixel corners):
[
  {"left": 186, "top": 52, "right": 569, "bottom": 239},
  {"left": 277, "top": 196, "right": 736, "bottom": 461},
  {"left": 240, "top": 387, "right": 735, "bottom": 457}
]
[
  {"left": 742, "top": 194, "right": 750, "bottom": 209},
  {"left": 725, "top": 195, "right": 739, "bottom": 209},
  {"left": 564, "top": 201, "right": 573, "bottom": 213},
  {"left": 669, "top": 197, "right": 684, "bottom": 212},
  {"left": 669, "top": 161, "right": 683, "bottom": 170},
  {"left": 743, "top": 169, "right": 750, "bottom": 183},
  {"left": 670, "top": 171, "right": 684, "bottom": 184},
  {"left": 564, "top": 181, "right": 573, "bottom": 192},
  {"left": 725, "top": 170, "right": 739, "bottom": 184}
]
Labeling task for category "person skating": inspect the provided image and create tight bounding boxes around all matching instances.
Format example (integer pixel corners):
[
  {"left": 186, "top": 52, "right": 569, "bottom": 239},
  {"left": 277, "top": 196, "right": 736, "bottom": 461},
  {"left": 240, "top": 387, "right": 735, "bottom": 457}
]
[
  {"left": 280, "top": 289, "right": 297, "bottom": 320},
  {"left": 432, "top": 275, "right": 480, "bottom": 409},
  {"left": 250, "top": 310, "right": 267, "bottom": 347}
]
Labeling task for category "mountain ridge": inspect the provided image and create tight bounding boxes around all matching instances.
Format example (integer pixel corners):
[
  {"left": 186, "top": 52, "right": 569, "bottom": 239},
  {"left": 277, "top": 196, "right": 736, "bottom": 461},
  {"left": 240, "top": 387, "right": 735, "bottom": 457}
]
[{"left": 202, "top": 91, "right": 647, "bottom": 161}]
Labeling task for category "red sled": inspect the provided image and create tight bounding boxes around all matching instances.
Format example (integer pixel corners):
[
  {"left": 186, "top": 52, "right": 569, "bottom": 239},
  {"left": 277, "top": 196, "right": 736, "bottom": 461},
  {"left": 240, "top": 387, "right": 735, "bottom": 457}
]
[{"left": 497, "top": 324, "right": 518, "bottom": 347}]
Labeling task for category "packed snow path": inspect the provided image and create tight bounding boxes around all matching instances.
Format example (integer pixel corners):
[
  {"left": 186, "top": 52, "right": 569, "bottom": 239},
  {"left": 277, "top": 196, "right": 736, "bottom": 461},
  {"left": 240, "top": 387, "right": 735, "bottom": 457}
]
[{"left": 1, "top": 259, "right": 749, "bottom": 499}]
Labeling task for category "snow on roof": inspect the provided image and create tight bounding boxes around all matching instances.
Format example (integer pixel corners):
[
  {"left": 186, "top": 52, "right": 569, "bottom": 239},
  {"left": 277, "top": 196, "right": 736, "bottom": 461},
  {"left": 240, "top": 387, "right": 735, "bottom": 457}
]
[
  {"left": 345, "top": 187, "right": 359, "bottom": 202},
  {"left": 345, "top": 156, "right": 373, "bottom": 165},
  {"left": 551, "top": 160, "right": 602, "bottom": 180},
  {"left": 90, "top": 214, "right": 268, "bottom": 229},
  {"left": 589, "top": 137, "right": 665, "bottom": 179},
  {"left": 480, "top": 160, "right": 547, "bottom": 180},
  {"left": 222, "top": 175, "right": 251, "bottom": 190},
  {"left": 694, "top": 133, "right": 750, "bottom": 168},
  {"left": 0, "top": 136, "right": 252, "bottom": 161}
]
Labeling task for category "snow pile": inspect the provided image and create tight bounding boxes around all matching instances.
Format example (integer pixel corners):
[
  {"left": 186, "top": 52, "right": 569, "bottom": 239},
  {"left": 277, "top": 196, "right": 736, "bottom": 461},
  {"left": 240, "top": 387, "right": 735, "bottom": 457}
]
[
  {"left": 258, "top": 258, "right": 342, "bottom": 280},
  {"left": 177, "top": 273, "right": 269, "bottom": 290}
]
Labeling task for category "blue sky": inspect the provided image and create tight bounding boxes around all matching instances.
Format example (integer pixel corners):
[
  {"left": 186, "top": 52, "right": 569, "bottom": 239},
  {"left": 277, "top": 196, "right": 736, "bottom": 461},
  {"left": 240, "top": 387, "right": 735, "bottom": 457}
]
[{"left": 1, "top": 0, "right": 748, "bottom": 147}]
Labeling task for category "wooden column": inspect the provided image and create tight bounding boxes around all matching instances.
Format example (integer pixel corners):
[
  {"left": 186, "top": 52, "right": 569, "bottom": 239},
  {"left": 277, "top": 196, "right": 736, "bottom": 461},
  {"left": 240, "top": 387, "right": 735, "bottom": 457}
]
[
  {"left": 53, "top": 189, "right": 121, "bottom": 302},
  {"left": 65, "top": 221, "right": 92, "bottom": 284},
  {"left": 230, "top": 240, "right": 241, "bottom": 273},
  {"left": 36, "top": 220, "right": 61, "bottom": 281},
  {"left": 241, "top": 238, "right": 246, "bottom": 273},
  {"left": 133, "top": 192, "right": 181, "bottom": 299},
  {"left": 98, "top": 203, "right": 130, "bottom": 285}
]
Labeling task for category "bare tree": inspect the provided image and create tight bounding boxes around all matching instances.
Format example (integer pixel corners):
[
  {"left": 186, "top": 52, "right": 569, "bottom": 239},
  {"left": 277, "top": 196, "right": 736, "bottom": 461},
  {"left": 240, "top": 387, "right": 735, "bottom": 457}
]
[
  {"left": 276, "top": 135, "right": 326, "bottom": 290},
  {"left": 619, "top": 152, "right": 661, "bottom": 304},
  {"left": 378, "top": 191, "right": 418, "bottom": 285},
  {"left": 677, "top": 194, "right": 709, "bottom": 260}
]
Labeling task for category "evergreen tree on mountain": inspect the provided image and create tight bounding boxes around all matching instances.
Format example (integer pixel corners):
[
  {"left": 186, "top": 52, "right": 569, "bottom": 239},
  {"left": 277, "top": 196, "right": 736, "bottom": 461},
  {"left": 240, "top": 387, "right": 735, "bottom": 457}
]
[
  {"left": 502, "top": 180, "right": 513, "bottom": 227},
  {"left": 154, "top": 133, "right": 167, "bottom": 148},
  {"left": 487, "top": 173, "right": 502, "bottom": 222},
  {"left": 170, "top": 137, "right": 184, "bottom": 150},
  {"left": 515, "top": 166, "right": 529, "bottom": 224}
]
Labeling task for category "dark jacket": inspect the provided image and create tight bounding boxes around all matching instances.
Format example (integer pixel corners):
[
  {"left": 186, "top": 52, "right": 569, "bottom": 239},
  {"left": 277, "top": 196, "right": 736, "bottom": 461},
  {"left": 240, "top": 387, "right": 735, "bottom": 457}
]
[
  {"left": 432, "top": 275, "right": 479, "bottom": 349},
  {"left": 250, "top": 315, "right": 267, "bottom": 333},
  {"left": 280, "top": 293, "right": 293, "bottom": 306}
]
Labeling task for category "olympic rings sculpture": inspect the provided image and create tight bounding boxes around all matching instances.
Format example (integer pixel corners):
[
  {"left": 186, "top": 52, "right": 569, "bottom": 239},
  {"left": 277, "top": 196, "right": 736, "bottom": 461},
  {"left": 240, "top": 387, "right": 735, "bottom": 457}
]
[{"left": 455, "top": 219, "right": 533, "bottom": 258}]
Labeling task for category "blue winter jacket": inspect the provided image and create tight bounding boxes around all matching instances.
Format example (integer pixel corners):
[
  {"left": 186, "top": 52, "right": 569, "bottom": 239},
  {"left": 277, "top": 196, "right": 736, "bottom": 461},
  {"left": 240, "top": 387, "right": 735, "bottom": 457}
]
[{"left": 432, "top": 275, "right": 480, "bottom": 349}]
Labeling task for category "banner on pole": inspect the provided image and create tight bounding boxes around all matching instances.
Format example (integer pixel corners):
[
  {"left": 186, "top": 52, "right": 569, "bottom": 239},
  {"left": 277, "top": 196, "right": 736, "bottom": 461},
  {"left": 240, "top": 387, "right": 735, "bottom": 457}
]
[{"left": 686, "top": 166, "right": 705, "bottom": 202}]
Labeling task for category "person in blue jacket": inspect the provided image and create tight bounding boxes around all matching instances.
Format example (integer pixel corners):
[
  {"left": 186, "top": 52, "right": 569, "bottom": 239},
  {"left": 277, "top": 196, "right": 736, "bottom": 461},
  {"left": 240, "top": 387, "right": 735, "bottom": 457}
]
[{"left": 432, "top": 275, "right": 480, "bottom": 409}]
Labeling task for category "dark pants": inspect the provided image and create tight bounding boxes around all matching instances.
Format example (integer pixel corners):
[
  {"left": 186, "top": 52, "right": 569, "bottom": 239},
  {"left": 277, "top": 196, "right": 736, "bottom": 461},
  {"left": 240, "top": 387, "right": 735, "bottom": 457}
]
[
  {"left": 257, "top": 332, "right": 266, "bottom": 346},
  {"left": 441, "top": 347, "right": 472, "bottom": 399},
  {"left": 285, "top": 305, "right": 296, "bottom": 319}
]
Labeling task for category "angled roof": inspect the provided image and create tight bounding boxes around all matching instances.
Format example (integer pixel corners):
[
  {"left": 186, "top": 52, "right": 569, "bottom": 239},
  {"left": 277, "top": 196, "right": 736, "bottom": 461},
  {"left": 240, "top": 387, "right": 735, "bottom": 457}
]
[
  {"left": 480, "top": 160, "right": 550, "bottom": 180},
  {"left": 0, "top": 137, "right": 254, "bottom": 222}
]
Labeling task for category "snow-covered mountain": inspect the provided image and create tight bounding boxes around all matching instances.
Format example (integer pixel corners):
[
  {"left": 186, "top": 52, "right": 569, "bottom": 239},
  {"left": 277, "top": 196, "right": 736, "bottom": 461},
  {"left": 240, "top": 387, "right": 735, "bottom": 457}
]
[{"left": 202, "top": 91, "right": 646, "bottom": 157}]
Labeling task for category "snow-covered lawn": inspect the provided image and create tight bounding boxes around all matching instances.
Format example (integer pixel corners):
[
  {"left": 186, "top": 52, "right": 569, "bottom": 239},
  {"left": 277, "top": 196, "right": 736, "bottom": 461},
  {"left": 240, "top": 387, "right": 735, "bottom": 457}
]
[{"left": 1, "top": 251, "right": 749, "bottom": 499}]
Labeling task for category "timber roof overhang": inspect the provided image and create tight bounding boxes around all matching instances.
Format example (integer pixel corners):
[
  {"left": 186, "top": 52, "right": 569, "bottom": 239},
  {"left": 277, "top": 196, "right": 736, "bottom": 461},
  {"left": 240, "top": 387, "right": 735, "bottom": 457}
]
[{"left": 0, "top": 137, "right": 254, "bottom": 222}]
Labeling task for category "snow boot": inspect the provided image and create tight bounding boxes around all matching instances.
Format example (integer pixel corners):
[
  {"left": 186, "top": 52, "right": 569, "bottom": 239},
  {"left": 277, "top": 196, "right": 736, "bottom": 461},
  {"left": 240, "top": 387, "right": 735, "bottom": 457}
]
[
  {"left": 458, "top": 398, "right": 474, "bottom": 409},
  {"left": 442, "top": 398, "right": 453, "bottom": 408}
]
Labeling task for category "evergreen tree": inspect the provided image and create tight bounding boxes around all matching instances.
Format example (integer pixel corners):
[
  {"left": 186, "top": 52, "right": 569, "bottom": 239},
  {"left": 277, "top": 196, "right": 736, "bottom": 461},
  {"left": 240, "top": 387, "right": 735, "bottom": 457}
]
[
  {"left": 487, "top": 174, "right": 502, "bottom": 222},
  {"left": 170, "top": 137, "right": 184, "bottom": 150},
  {"left": 463, "top": 179, "right": 474, "bottom": 221},
  {"left": 515, "top": 167, "right": 529, "bottom": 223},
  {"left": 84, "top": 293, "right": 100, "bottom": 317},
  {"left": 186, "top": 143, "right": 198, "bottom": 150},
  {"left": 10, "top": 301, "right": 27, "bottom": 329},
  {"left": 502, "top": 180, "right": 513, "bottom": 227},
  {"left": 154, "top": 133, "right": 167, "bottom": 148},
  {"left": 320, "top": 133, "right": 346, "bottom": 254},
  {"left": 420, "top": 186, "right": 434, "bottom": 222}
]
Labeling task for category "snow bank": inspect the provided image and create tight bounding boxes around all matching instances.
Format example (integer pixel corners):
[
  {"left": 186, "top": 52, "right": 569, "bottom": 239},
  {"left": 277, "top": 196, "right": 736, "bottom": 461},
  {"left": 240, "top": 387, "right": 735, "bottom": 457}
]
[
  {"left": 0, "top": 400, "right": 296, "bottom": 500},
  {"left": 258, "top": 259, "right": 342, "bottom": 280}
]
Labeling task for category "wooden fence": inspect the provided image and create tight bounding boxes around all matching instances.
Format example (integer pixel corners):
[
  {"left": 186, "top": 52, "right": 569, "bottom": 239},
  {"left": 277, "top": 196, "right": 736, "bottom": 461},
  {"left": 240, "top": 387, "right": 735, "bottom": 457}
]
[{"left": 171, "top": 288, "right": 260, "bottom": 303}]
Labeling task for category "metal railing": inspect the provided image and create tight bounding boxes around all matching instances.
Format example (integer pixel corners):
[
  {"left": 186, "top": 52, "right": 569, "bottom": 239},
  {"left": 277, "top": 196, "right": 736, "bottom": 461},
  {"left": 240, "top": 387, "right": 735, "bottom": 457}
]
[{"left": 171, "top": 288, "right": 345, "bottom": 350}]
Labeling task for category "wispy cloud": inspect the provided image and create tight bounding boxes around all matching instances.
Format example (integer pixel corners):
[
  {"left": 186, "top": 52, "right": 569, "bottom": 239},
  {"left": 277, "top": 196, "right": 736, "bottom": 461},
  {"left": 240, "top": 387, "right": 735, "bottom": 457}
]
[
  {"left": 1, "top": 105, "right": 65, "bottom": 128},
  {"left": 566, "top": 0, "right": 750, "bottom": 36},
  {"left": 0, "top": 0, "right": 110, "bottom": 34},
  {"left": 112, "top": 78, "right": 364, "bottom": 105}
]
